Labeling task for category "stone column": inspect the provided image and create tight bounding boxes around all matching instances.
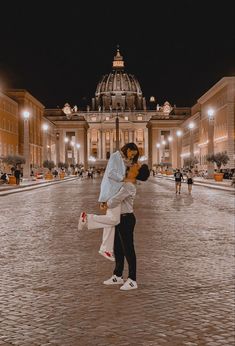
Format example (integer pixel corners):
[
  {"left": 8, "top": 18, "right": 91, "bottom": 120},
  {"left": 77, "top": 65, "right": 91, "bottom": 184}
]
[
  {"left": 144, "top": 128, "right": 148, "bottom": 159},
  {"left": 98, "top": 130, "right": 102, "bottom": 159},
  {"left": 102, "top": 130, "right": 106, "bottom": 159},
  {"left": 176, "top": 132, "right": 182, "bottom": 169},
  {"left": 207, "top": 117, "right": 215, "bottom": 178},
  {"left": 56, "top": 132, "right": 60, "bottom": 166},
  {"left": 110, "top": 130, "right": 114, "bottom": 154},
  {"left": 23, "top": 117, "right": 30, "bottom": 178},
  {"left": 87, "top": 130, "right": 91, "bottom": 158}
]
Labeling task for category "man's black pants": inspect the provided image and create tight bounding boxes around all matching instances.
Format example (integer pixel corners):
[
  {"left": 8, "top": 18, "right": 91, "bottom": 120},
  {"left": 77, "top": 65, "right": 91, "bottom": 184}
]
[{"left": 113, "top": 213, "right": 136, "bottom": 281}]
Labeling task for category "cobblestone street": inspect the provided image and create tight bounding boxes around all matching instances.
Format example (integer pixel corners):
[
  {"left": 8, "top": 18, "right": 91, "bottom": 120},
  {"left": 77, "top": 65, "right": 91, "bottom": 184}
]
[{"left": 0, "top": 177, "right": 234, "bottom": 346}]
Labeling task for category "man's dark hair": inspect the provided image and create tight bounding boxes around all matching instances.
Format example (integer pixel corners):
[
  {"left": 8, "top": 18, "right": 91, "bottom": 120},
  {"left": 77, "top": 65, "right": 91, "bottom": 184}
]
[
  {"left": 121, "top": 143, "right": 139, "bottom": 163},
  {"left": 136, "top": 164, "right": 150, "bottom": 181}
]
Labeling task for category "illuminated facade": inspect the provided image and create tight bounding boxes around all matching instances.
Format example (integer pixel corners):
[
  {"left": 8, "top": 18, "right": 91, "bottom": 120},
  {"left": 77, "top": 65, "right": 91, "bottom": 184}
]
[
  {"left": 0, "top": 92, "right": 19, "bottom": 160},
  {"left": 0, "top": 50, "right": 234, "bottom": 173}
]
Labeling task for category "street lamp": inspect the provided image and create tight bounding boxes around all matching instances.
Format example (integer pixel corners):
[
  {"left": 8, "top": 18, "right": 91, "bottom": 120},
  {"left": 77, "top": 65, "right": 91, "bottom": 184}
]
[
  {"left": 176, "top": 130, "right": 182, "bottom": 137},
  {"left": 23, "top": 111, "right": 30, "bottom": 179},
  {"left": 207, "top": 108, "right": 215, "bottom": 178}
]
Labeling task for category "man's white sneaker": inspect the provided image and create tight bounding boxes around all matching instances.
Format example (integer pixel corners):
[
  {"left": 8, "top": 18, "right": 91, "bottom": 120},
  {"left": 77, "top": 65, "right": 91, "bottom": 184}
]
[
  {"left": 120, "top": 278, "right": 138, "bottom": 291},
  {"left": 98, "top": 250, "right": 115, "bottom": 262},
  {"left": 103, "top": 275, "right": 124, "bottom": 285},
  {"left": 78, "top": 212, "right": 87, "bottom": 231}
]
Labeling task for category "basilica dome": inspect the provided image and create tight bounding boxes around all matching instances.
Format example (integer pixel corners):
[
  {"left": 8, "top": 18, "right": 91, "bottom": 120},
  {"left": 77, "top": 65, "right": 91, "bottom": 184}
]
[{"left": 92, "top": 49, "right": 145, "bottom": 111}]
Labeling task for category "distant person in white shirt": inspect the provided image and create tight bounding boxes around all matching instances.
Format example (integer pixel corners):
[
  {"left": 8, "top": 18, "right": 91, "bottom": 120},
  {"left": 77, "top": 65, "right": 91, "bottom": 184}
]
[{"left": 78, "top": 143, "right": 139, "bottom": 261}]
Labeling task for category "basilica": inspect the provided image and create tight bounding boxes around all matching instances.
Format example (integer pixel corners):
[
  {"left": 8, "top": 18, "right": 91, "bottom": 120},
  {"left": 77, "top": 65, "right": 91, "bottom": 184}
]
[{"left": 0, "top": 49, "right": 234, "bottom": 176}]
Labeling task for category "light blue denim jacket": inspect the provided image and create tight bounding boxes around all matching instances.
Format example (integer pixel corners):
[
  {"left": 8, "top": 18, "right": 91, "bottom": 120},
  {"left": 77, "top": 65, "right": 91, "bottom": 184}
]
[{"left": 98, "top": 151, "right": 126, "bottom": 202}]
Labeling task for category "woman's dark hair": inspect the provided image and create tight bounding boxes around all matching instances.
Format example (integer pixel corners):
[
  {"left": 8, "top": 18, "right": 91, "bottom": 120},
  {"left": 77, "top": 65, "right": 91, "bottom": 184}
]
[
  {"left": 136, "top": 164, "right": 150, "bottom": 181},
  {"left": 121, "top": 142, "right": 139, "bottom": 163}
]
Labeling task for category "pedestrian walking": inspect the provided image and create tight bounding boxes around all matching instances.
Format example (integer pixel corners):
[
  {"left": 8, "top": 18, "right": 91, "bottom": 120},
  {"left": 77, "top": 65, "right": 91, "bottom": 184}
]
[
  {"left": 174, "top": 169, "right": 184, "bottom": 194},
  {"left": 186, "top": 169, "right": 194, "bottom": 194}
]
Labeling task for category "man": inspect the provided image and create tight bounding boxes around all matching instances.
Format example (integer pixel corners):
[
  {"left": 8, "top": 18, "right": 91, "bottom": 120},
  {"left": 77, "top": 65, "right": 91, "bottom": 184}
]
[
  {"left": 14, "top": 167, "right": 21, "bottom": 185},
  {"left": 174, "top": 169, "right": 183, "bottom": 194},
  {"left": 102, "top": 163, "right": 150, "bottom": 291}
]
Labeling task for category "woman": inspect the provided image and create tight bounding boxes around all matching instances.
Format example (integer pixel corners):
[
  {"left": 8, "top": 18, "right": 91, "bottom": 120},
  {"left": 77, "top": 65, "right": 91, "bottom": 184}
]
[{"left": 186, "top": 169, "right": 194, "bottom": 194}]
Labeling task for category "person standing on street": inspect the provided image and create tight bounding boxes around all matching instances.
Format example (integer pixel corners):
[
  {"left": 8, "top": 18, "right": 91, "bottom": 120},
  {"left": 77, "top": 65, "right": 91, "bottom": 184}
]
[
  {"left": 14, "top": 166, "right": 21, "bottom": 185},
  {"left": 174, "top": 169, "right": 184, "bottom": 194},
  {"left": 186, "top": 169, "right": 194, "bottom": 194}
]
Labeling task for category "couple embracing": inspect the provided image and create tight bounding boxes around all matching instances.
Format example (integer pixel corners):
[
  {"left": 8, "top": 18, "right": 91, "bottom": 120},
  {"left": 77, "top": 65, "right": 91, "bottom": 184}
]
[{"left": 78, "top": 143, "right": 150, "bottom": 291}]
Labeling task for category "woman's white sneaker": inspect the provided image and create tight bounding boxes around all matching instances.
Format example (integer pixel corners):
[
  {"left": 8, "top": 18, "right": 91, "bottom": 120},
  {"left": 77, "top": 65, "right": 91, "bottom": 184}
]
[
  {"left": 103, "top": 275, "right": 124, "bottom": 285},
  {"left": 120, "top": 278, "right": 138, "bottom": 290}
]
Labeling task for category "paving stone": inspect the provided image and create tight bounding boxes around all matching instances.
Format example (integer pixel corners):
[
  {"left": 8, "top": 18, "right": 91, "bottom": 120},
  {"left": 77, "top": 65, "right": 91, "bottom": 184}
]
[{"left": 0, "top": 177, "right": 234, "bottom": 345}]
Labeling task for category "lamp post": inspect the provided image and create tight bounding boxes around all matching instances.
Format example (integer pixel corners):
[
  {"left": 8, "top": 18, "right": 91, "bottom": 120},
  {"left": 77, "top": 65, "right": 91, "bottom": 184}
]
[
  {"left": 23, "top": 111, "right": 30, "bottom": 179},
  {"left": 207, "top": 108, "right": 215, "bottom": 178},
  {"left": 42, "top": 123, "right": 49, "bottom": 162},
  {"left": 176, "top": 130, "right": 182, "bottom": 168}
]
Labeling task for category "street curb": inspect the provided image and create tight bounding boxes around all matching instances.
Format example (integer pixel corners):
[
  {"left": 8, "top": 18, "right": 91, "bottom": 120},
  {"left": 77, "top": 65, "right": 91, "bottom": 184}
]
[
  {"left": 151, "top": 176, "right": 235, "bottom": 192},
  {"left": 0, "top": 177, "right": 78, "bottom": 197}
]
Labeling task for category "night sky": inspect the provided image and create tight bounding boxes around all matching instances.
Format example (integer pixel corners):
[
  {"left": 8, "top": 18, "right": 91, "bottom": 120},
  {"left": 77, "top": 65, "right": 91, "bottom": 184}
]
[{"left": 0, "top": 1, "right": 234, "bottom": 109}]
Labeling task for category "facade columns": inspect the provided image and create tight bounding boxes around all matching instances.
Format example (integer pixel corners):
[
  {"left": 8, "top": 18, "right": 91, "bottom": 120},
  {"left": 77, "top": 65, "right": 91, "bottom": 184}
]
[
  {"left": 87, "top": 130, "right": 91, "bottom": 158},
  {"left": 23, "top": 116, "right": 30, "bottom": 178},
  {"left": 207, "top": 116, "right": 215, "bottom": 178},
  {"left": 120, "top": 130, "right": 124, "bottom": 148},
  {"left": 98, "top": 130, "right": 102, "bottom": 159},
  {"left": 144, "top": 128, "right": 148, "bottom": 158},
  {"left": 110, "top": 130, "right": 114, "bottom": 154},
  {"left": 55, "top": 132, "right": 60, "bottom": 166},
  {"left": 102, "top": 130, "right": 106, "bottom": 159}
]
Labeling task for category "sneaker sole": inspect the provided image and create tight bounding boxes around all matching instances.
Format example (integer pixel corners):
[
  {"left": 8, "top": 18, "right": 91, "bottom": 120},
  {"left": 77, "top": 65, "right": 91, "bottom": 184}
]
[
  {"left": 103, "top": 281, "right": 124, "bottom": 285},
  {"left": 120, "top": 285, "right": 138, "bottom": 290}
]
